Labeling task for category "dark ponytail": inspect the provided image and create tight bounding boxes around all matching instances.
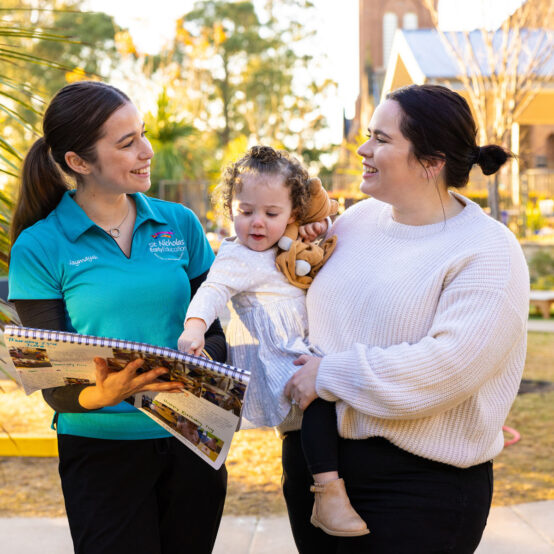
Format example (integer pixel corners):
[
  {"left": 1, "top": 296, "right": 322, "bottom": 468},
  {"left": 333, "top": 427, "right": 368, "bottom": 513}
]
[
  {"left": 10, "top": 81, "right": 130, "bottom": 244},
  {"left": 10, "top": 137, "right": 69, "bottom": 244},
  {"left": 474, "top": 144, "right": 512, "bottom": 176},
  {"left": 387, "top": 84, "right": 513, "bottom": 188}
]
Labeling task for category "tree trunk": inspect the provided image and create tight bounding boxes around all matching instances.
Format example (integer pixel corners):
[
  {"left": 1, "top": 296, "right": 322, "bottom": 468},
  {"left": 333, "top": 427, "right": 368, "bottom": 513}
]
[
  {"left": 221, "top": 55, "right": 231, "bottom": 147},
  {"left": 519, "top": 172, "right": 529, "bottom": 238},
  {"left": 487, "top": 174, "right": 501, "bottom": 221}
]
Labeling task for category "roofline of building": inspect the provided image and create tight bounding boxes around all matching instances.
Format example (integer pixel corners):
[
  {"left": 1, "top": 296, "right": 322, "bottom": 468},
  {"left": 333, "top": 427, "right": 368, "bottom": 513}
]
[{"left": 381, "top": 29, "right": 426, "bottom": 102}]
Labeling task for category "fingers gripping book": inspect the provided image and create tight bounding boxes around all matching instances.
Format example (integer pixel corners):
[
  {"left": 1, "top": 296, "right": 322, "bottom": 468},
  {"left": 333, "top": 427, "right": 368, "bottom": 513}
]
[{"left": 3, "top": 325, "right": 250, "bottom": 469}]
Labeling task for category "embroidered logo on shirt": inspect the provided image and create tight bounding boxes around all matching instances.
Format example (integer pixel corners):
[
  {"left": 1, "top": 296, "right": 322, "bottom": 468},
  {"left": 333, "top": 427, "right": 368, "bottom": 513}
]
[
  {"left": 151, "top": 231, "right": 174, "bottom": 239},
  {"left": 69, "top": 255, "right": 99, "bottom": 267},
  {"left": 149, "top": 230, "right": 186, "bottom": 260}
]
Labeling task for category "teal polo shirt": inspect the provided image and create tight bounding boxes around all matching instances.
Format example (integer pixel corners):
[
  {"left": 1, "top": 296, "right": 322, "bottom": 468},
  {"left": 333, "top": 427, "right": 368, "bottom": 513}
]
[{"left": 9, "top": 190, "right": 215, "bottom": 440}]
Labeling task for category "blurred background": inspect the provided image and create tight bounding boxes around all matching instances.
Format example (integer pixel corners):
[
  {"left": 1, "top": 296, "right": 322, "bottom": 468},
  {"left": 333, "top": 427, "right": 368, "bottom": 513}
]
[
  {"left": 0, "top": 1, "right": 553, "bottom": 525},
  {"left": 0, "top": 0, "right": 553, "bottom": 276}
]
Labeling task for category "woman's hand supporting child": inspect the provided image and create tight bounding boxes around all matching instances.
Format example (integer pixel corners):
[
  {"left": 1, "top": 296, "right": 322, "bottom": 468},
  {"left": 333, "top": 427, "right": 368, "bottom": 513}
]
[{"left": 284, "top": 354, "right": 321, "bottom": 410}]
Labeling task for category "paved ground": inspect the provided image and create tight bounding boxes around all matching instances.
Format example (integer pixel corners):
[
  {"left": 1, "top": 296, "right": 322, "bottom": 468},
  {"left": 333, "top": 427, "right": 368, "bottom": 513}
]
[
  {"left": 1, "top": 500, "right": 552, "bottom": 553},
  {"left": 527, "top": 318, "right": 554, "bottom": 333}
]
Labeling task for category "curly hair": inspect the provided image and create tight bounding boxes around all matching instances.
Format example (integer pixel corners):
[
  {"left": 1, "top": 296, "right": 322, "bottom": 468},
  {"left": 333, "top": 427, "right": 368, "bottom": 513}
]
[{"left": 218, "top": 145, "right": 311, "bottom": 221}]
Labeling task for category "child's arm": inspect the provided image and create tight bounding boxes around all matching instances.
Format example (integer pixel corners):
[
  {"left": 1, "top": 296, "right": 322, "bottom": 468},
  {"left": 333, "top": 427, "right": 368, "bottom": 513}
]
[
  {"left": 184, "top": 244, "right": 242, "bottom": 333},
  {"left": 189, "top": 270, "right": 226, "bottom": 361},
  {"left": 178, "top": 318, "right": 207, "bottom": 356},
  {"left": 180, "top": 240, "right": 257, "bottom": 355}
]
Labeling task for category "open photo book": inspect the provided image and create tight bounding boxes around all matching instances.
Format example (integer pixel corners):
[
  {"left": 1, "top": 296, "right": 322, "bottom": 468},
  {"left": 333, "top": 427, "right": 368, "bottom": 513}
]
[{"left": 3, "top": 325, "right": 250, "bottom": 469}]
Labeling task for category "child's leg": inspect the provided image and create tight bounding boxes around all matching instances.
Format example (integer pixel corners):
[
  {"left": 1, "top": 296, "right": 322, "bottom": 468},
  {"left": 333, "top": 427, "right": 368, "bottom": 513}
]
[
  {"left": 301, "top": 398, "right": 339, "bottom": 484},
  {"left": 301, "top": 398, "right": 369, "bottom": 537}
]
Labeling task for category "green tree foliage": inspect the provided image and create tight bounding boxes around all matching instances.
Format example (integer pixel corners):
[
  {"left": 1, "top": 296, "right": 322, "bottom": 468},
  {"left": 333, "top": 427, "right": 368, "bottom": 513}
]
[
  {"left": 528, "top": 249, "right": 554, "bottom": 290},
  {"left": 172, "top": 0, "right": 334, "bottom": 157},
  {"left": 145, "top": 89, "right": 197, "bottom": 190},
  {"left": 0, "top": 2, "right": 120, "bottom": 271},
  {"left": 28, "top": 6, "right": 118, "bottom": 98},
  {"left": 0, "top": 189, "right": 13, "bottom": 272},
  {"left": 0, "top": 5, "right": 72, "bottom": 178},
  {"left": 0, "top": 5, "right": 80, "bottom": 270},
  {"left": 2, "top": 1, "right": 119, "bottom": 129},
  {"left": 179, "top": 1, "right": 265, "bottom": 146}
]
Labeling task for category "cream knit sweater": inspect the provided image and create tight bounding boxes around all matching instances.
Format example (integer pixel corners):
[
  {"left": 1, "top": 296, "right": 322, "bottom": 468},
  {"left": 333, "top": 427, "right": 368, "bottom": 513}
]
[{"left": 307, "top": 194, "right": 529, "bottom": 468}]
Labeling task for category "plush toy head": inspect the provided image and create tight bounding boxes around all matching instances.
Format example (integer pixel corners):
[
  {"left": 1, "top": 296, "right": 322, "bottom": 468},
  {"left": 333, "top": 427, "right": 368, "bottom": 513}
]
[
  {"left": 275, "top": 177, "right": 338, "bottom": 289},
  {"left": 280, "top": 177, "right": 339, "bottom": 244}
]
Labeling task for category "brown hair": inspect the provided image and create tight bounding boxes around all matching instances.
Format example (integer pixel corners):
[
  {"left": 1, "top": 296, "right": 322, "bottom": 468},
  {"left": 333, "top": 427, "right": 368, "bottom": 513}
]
[
  {"left": 387, "top": 84, "right": 512, "bottom": 188},
  {"left": 219, "top": 145, "right": 311, "bottom": 220},
  {"left": 11, "top": 81, "right": 130, "bottom": 243}
]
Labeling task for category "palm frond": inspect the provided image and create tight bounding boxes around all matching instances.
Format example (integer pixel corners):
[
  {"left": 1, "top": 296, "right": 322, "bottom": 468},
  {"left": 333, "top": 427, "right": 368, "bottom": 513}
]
[
  {"left": 0, "top": 11, "right": 96, "bottom": 269},
  {"left": 0, "top": 137, "right": 22, "bottom": 161},
  {"left": 0, "top": 26, "right": 81, "bottom": 44},
  {"left": 0, "top": 20, "right": 93, "bottom": 181},
  {"left": 0, "top": 152, "right": 21, "bottom": 171}
]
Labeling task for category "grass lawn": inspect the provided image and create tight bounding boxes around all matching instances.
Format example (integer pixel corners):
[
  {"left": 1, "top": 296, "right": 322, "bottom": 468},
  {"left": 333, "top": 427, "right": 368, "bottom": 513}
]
[
  {"left": 491, "top": 332, "right": 554, "bottom": 506},
  {"left": 0, "top": 332, "right": 552, "bottom": 516},
  {"left": 225, "top": 331, "right": 554, "bottom": 513}
]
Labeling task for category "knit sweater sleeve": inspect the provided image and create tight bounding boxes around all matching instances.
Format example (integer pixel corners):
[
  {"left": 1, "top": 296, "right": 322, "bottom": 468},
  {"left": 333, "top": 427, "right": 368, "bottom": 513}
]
[
  {"left": 185, "top": 240, "right": 261, "bottom": 327},
  {"left": 315, "top": 236, "right": 530, "bottom": 419}
]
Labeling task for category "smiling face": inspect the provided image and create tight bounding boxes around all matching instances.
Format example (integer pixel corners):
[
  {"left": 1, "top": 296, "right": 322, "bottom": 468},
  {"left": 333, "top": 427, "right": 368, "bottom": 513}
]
[
  {"left": 86, "top": 102, "right": 153, "bottom": 195},
  {"left": 231, "top": 172, "right": 295, "bottom": 252},
  {"left": 357, "top": 99, "right": 421, "bottom": 205}
]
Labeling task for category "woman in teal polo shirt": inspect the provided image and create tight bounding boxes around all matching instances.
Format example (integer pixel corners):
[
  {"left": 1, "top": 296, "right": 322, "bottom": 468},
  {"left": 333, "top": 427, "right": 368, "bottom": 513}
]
[{"left": 9, "top": 81, "right": 227, "bottom": 554}]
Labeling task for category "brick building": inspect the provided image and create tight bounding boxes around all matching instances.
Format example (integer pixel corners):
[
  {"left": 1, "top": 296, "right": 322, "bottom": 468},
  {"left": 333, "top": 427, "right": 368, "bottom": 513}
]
[
  {"left": 350, "top": 0, "right": 436, "bottom": 141},
  {"left": 336, "top": 1, "right": 436, "bottom": 191}
]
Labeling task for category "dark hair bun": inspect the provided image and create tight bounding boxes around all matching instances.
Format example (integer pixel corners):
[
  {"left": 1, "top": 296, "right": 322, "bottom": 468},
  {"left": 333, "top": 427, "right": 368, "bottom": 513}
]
[
  {"left": 477, "top": 144, "right": 513, "bottom": 176},
  {"left": 249, "top": 145, "right": 281, "bottom": 164}
]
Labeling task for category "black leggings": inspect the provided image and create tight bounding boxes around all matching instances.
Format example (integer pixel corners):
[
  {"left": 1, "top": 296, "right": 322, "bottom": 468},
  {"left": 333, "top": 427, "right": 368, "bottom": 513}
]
[
  {"left": 58, "top": 434, "right": 227, "bottom": 554},
  {"left": 283, "top": 431, "right": 493, "bottom": 554},
  {"left": 301, "top": 398, "right": 339, "bottom": 474}
]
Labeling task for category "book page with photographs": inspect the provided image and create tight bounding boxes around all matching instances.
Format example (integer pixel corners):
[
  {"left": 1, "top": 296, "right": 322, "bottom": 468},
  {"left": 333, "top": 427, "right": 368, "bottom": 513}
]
[
  {"left": 135, "top": 378, "right": 245, "bottom": 469},
  {"left": 3, "top": 326, "right": 249, "bottom": 468},
  {"left": 0, "top": 299, "right": 22, "bottom": 381},
  {"left": 5, "top": 336, "right": 111, "bottom": 394}
]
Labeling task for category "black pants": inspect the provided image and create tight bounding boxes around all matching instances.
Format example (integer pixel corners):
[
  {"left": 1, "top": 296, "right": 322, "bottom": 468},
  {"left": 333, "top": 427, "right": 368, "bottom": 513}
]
[
  {"left": 282, "top": 431, "right": 493, "bottom": 554},
  {"left": 58, "top": 434, "right": 227, "bottom": 554},
  {"left": 301, "top": 398, "right": 338, "bottom": 474}
]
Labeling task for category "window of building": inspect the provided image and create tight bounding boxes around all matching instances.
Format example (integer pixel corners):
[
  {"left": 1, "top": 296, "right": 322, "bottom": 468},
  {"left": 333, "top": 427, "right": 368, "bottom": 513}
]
[
  {"left": 383, "top": 12, "right": 398, "bottom": 67},
  {"left": 403, "top": 12, "right": 418, "bottom": 30},
  {"left": 535, "top": 155, "right": 547, "bottom": 168}
]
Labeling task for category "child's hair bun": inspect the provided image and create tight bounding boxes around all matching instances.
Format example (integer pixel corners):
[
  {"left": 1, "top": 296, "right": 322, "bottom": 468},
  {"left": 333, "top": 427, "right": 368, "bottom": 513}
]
[{"left": 249, "top": 145, "right": 281, "bottom": 164}]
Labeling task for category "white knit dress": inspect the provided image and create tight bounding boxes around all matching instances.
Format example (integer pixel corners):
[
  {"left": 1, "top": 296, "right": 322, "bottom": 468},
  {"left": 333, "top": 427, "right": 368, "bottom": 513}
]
[
  {"left": 186, "top": 237, "right": 312, "bottom": 427},
  {"left": 308, "top": 193, "right": 530, "bottom": 468}
]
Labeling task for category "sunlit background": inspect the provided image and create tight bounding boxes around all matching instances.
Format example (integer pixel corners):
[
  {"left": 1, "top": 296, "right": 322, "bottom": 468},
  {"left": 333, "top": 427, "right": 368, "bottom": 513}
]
[
  {"left": 0, "top": 0, "right": 551, "bottom": 253},
  {"left": 84, "top": 0, "right": 526, "bottom": 135}
]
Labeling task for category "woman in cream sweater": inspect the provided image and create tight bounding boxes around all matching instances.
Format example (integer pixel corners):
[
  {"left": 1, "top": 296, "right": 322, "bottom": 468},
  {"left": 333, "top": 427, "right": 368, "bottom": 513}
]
[{"left": 283, "top": 84, "right": 529, "bottom": 554}]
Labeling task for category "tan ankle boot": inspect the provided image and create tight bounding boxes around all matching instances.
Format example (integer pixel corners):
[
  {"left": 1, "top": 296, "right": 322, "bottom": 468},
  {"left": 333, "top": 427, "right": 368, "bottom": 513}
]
[{"left": 310, "top": 478, "right": 370, "bottom": 537}]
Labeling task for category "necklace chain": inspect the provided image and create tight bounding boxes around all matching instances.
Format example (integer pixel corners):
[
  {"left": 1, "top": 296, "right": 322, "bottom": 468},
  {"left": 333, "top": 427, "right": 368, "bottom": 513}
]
[{"left": 108, "top": 198, "right": 130, "bottom": 239}]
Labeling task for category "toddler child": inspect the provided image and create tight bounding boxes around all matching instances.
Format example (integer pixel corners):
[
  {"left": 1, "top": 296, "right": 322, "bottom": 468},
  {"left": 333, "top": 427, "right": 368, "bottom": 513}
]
[{"left": 178, "top": 146, "right": 368, "bottom": 537}]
